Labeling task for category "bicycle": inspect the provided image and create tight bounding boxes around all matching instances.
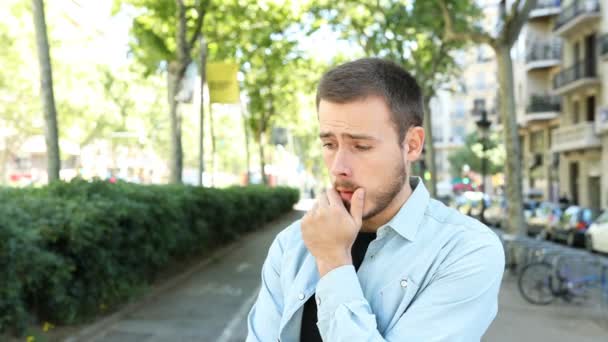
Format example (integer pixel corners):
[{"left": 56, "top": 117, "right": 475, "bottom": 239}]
[{"left": 518, "top": 258, "right": 608, "bottom": 306}]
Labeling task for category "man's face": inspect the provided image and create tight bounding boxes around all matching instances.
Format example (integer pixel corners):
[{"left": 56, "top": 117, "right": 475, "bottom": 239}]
[{"left": 318, "top": 95, "right": 408, "bottom": 221}]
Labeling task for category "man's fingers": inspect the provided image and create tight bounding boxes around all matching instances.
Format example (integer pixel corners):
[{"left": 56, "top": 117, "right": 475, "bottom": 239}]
[
  {"left": 319, "top": 192, "right": 330, "bottom": 207},
  {"left": 349, "top": 188, "right": 365, "bottom": 226},
  {"left": 326, "top": 188, "right": 343, "bottom": 208}
]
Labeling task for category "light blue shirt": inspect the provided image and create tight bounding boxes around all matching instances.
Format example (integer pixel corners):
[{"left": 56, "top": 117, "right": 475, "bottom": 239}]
[{"left": 247, "top": 177, "right": 505, "bottom": 342}]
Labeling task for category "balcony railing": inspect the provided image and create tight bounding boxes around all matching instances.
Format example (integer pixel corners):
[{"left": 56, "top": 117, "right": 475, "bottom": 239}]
[
  {"left": 526, "top": 41, "right": 561, "bottom": 63},
  {"left": 527, "top": 95, "right": 561, "bottom": 113},
  {"left": 553, "top": 61, "right": 597, "bottom": 90},
  {"left": 555, "top": 0, "right": 600, "bottom": 31}
]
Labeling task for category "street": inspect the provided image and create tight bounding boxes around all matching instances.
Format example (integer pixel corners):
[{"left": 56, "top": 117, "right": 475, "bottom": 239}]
[{"left": 78, "top": 207, "right": 608, "bottom": 341}]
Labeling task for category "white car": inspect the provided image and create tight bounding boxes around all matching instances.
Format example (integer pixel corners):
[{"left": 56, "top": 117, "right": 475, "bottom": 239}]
[{"left": 585, "top": 211, "right": 608, "bottom": 253}]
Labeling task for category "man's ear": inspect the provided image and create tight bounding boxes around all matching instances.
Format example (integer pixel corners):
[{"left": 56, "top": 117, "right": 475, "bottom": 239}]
[{"left": 403, "top": 126, "right": 425, "bottom": 162}]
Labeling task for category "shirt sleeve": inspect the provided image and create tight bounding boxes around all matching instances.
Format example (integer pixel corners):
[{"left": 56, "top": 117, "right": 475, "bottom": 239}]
[
  {"left": 315, "top": 234, "right": 505, "bottom": 342},
  {"left": 246, "top": 235, "right": 285, "bottom": 342}
]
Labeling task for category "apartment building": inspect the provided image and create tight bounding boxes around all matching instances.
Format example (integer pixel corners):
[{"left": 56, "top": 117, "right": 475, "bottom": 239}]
[
  {"left": 518, "top": 0, "right": 607, "bottom": 211},
  {"left": 516, "top": 0, "right": 562, "bottom": 202},
  {"left": 553, "top": 0, "right": 606, "bottom": 211}
]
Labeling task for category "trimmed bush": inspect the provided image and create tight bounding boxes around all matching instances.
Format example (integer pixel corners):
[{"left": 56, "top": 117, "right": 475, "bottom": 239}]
[{"left": 0, "top": 179, "right": 299, "bottom": 335}]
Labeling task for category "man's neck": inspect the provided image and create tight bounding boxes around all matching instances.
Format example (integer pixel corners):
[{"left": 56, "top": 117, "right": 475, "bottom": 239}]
[{"left": 360, "top": 181, "right": 413, "bottom": 232}]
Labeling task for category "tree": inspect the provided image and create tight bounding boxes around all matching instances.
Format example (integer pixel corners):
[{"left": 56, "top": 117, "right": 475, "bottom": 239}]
[
  {"left": 32, "top": 0, "right": 60, "bottom": 182},
  {"left": 204, "top": 0, "right": 306, "bottom": 185},
  {"left": 448, "top": 132, "right": 505, "bottom": 178},
  {"left": 311, "top": 0, "right": 471, "bottom": 197},
  {"left": 440, "top": 0, "right": 537, "bottom": 235},
  {"left": 114, "top": 0, "right": 209, "bottom": 183}
]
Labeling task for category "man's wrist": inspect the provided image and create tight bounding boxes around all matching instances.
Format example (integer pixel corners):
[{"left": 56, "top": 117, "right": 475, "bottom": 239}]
[{"left": 316, "top": 254, "right": 352, "bottom": 277}]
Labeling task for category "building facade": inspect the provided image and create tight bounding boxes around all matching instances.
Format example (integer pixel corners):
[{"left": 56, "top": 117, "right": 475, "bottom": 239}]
[{"left": 518, "top": 0, "right": 607, "bottom": 211}]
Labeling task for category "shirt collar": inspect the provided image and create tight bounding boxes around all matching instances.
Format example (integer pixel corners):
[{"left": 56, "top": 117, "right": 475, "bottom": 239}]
[{"left": 381, "top": 176, "right": 430, "bottom": 242}]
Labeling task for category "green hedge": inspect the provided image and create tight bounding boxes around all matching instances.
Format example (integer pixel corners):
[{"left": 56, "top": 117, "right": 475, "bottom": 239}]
[{"left": 0, "top": 179, "right": 299, "bottom": 335}]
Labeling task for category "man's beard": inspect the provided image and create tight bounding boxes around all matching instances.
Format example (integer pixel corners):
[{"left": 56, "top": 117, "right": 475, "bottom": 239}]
[{"left": 334, "top": 159, "right": 408, "bottom": 221}]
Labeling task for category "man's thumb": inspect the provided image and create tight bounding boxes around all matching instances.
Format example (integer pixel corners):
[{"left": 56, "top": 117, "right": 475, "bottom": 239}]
[{"left": 350, "top": 188, "right": 365, "bottom": 225}]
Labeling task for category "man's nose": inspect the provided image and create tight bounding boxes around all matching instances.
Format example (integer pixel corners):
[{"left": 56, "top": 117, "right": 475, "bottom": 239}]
[{"left": 330, "top": 148, "right": 353, "bottom": 178}]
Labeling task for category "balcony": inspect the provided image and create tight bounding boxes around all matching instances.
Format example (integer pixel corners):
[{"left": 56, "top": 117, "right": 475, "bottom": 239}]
[
  {"left": 529, "top": 0, "right": 561, "bottom": 20},
  {"left": 525, "top": 40, "right": 561, "bottom": 71},
  {"left": 554, "top": 0, "right": 601, "bottom": 37},
  {"left": 519, "top": 95, "right": 560, "bottom": 125},
  {"left": 551, "top": 121, "right": 601, "bottom": 153},
  {"left": 553, "top": 61, "right": 599, "bottom": 95},
  {"left": 528, "top": 94, "right": 560, "bottom": 115}
]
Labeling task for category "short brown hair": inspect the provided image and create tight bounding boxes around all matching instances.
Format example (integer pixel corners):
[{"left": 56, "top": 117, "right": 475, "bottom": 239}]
[{"left": 316, "top": 58, "right": 424, "bottom": 144}]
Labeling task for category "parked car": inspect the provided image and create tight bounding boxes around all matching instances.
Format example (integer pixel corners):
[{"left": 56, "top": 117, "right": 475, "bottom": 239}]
[
  {"left": 484, "top": 197, "right": 506, "bottom": 228},
  {"left": 526, "top": 202, "right": 560, "bottom": 237},
  {"left": 469, "top": 195, "right": 490, "bottom": 221},
  {"left": 585, "top": 210, "right": 608, "bottom": 253},
  {"left": 544, "top": 206, "right": 596, "bottom": 247}
]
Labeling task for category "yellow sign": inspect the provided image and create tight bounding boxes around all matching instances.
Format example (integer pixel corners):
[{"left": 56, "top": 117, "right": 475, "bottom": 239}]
[{"left": 206, "top": 62, "right": 240, "bottom": 104}]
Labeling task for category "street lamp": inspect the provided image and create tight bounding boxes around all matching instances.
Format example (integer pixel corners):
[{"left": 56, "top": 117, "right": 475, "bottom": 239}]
[{"left": 475, "top": 109, "right": 492, "bottom": 224}]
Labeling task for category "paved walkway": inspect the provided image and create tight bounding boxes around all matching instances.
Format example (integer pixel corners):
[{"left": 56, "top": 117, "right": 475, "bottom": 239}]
[{"left": 73, "top": 204, "right": 608, "bottom": 341}]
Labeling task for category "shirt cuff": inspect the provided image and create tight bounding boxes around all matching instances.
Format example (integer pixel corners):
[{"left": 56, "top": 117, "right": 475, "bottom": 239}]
[{"left": 315, "top": 265, "right": 365, "bottom": 321}]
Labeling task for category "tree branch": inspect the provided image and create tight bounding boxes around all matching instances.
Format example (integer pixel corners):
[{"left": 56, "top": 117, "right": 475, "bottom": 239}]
[
  {"left": 505, "top": 0, "right": 537, "bottom": 47},
  {"left": 507, "top": 0, "right": 523, "bottom": 24},
  {"left": 176, "top": 0, "right": 189, "bottom": 62},
  {"left": 188, "top": 0, "right": 207, "bottom": 49},
  {"left": 439, "top": 0, "right": 495, "bottom": 47}
]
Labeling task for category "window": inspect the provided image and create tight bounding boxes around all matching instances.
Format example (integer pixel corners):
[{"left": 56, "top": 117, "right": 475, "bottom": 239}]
[
  {"left": 586, "top": 96, "right": 595, "bottom": 122},
  {"left": 530, "top": 131, "right": 544, "bottom": 153},
  {"left": 452, "top": 125, "right": 466, "bottom": 140},
  {"left": 475, "top": 73, "right": 486, "bottom": 90},
  {"left": 473, "top": 98, "right": 486, "bottom": 112},
  {"left": 453, "top": 101, "right": 466, "bottom": 118}
]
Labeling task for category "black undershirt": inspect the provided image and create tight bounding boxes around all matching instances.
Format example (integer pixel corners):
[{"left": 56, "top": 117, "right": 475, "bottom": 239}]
[{"left": 300, "top": 232, "right": 377, "bottom": 341}]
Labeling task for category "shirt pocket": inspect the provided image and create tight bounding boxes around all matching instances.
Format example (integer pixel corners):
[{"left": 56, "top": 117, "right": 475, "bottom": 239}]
[{"left": 377, "top": 275, "right": 420, "bottom": 334}]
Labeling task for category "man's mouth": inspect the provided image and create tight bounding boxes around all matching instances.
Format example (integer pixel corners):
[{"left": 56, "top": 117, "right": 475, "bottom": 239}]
[{"left": 337, "top": 190, "right": 354, "bottom": 202}]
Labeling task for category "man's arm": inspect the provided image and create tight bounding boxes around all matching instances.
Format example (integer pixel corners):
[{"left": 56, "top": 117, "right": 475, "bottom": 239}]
[
  {"left": 246, "top": 235, "right": 284, "bottom": 342},
  {"left": 315, "top": 235, "right": 505, "bottom": 342}
]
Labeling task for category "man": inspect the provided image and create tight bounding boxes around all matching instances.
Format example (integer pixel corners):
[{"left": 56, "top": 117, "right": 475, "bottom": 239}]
[{"left": 246, "top": 58, "right": 504, "bottom": 341}]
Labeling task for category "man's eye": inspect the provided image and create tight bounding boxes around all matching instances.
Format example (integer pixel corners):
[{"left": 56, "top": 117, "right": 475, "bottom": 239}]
[
  {"left": 323, "top": 143, "right": 336, "bottom": 149},
  {"left": 355, "top": 145, "right": 371, "bottom": 151}
]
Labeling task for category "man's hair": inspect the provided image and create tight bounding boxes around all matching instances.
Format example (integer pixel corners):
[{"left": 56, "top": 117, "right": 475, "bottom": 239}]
[{"left": 316, "top": 58, "right": 424, "bottom": 144}]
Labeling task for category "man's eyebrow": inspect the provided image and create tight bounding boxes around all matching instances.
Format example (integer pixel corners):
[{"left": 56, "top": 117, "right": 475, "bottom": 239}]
[{"left": 319, "top": 132, "right": 378, "bottom": 140}]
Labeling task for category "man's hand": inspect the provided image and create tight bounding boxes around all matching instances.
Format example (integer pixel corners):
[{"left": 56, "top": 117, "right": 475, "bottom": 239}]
[{"left": 301, "top": 188, "right": 365, "bottom": 277}]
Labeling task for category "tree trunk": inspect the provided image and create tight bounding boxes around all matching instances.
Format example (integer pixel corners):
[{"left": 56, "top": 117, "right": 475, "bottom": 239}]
[
  {"left": 167, "top": 67, "right": 183, "bottom": 184},
  {"left": 209, "top": 102, "right": 216, "bottom": 187},
  {"left": 496, "top": 44, "right": 526, "bottom": 236},
  {"left": 422, "top": 95, "right": 438, "bottom": 198},
  {"left": 32, "top": 0, "right": 60, "bottom": 183},
  {"left": 241, "top": 104, "right": 251, "bottom": 185},
  {"left": 258, "top": 132, "right": 268, "bottom": 185},
  {"left": 198, "top": 37, "right": 207, "bottom": 186}
]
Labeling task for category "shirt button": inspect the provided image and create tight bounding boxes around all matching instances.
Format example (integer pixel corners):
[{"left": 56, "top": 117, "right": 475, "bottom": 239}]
[
  {"left": 316, "top": 297, "right": 321, "bottom": 306},
  {"left": 298, "top": 293, "right": 305, "bottom": 300},
  {"left": 400, "top": 279, "right": 408, "bottom": 288}
]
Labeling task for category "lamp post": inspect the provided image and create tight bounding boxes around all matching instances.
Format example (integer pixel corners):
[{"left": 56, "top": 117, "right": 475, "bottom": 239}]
[{"left": 476, "top": 109, "right": 491, "bottom": 224}]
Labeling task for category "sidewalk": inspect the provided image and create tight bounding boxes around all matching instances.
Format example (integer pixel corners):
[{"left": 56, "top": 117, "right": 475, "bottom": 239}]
[
  {"left": 484, "top": 272, "right": 608, "bottom": 341},
  {"left": 69, "top": 210, "right": 302, "bottom": 342},
  {"left": 68, "top": 205, "right": 608, "bottom": 341}
]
